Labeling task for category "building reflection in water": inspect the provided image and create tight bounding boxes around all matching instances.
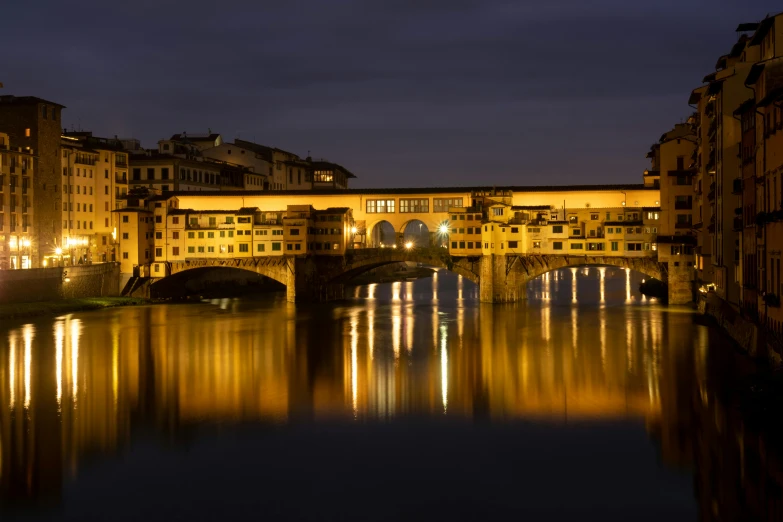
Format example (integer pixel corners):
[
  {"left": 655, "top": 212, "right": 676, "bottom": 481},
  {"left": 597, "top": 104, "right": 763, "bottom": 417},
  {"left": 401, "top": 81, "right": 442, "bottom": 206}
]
[{"left": 0, "top": 268, "right": 781, "bottom": 519}]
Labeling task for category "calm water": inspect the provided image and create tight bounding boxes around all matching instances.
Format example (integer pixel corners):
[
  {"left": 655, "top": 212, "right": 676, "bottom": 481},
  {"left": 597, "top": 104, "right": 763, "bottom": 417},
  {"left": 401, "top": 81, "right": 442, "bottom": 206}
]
[{"left": 0, "top": 268, "right": 776, "bottom": 521}]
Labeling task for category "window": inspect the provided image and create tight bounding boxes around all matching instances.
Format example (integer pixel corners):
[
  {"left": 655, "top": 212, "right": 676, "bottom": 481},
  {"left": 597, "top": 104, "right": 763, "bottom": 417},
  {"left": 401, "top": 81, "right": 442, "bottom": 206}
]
[
  {"left": 198, "top": 232, "right": 205, "bottom": 239},
  {"left": 257, "top": 244, "right": 265, "bottom": 252},
  {"left": 611, "top": 241, "right": 619, "bottom": 251},
  {"left": 122, "top": 252, "right": 128, "bottom": 259},
  {"left": 587, "top": 243, "right": 604, "bottom": 251},
  {"left": 122, "top": 232, "right": 129, "bottom": 240},
  {"left": 492, "top": 207, "right": 504, "bottom": 217},
  {"left": 155, "top": 232, "right": 162, "bottom": 240},
  {"left": 239, "top": 243, "right": 249, "bottom": 252},
  {"left": 570, "top": 243, "right": 584, "bottom": 250},
  {"left": 132, "top": 168, "right": 141, "bottom": 181},
  {"left": 295, "top": 244, "right": 301, "bottom": 251},
  {"left": 313, "top": 170, "right": 333, "bottom": 182},
  {"left": 172, "top": 231, "right": 179, "bottom": 240},
  {"left": 155, "top": 247, "right": 162, "bottom": 257},
  {"left": 532, "top": 241, "right": 541, "bottom": 248},
  {"left": 590, "top": 214, "right": 599, "bottom": 220},
  {"left": 365, "top": 199, "right": 395, "bottom": 213},
  {"left": 207, "top": 232, "right": 214, "bottom": 238},
  {"left": 172, "top": 217, "right": 179, "bottom": 225},
  {"left": 272, "top": 242, "right": 281, "bottom": 251},
  {"left": 571, "top": 228, "right": 581, "bottom": 236},
  {"left": 287, "top": 244, "right": 293, "bottom": 251},
  {"left": 399, "top": 198, "right": 429, "bottom": 213},
  {"left": 451, "top": 242, "right": 457, "bottom": 249},
  {"left": 552, "top": 225, "right": 563, "bottom": 234},
  {"left": 467, "top": 242, "right": 474, "bottom": 248},
  {"left": 155, "top": 215, "right": 162, "bottom": 223},
  {"left": 508, "top": 241, "right": 518, "bottom": 249},
  {"left": 627, "top": 243, "right": 642, "bottom": 251},
  {"left": 433, "top": 198, "right": 463, "bottom": 212},
  {"left": 208, "top": 246, "right": 215, "bottom": 253},
  {"left": 290, "top": 228, "right": 300, "bottom": 235},
  {"left": 552, "top": 241, "right": 563, "bottom": 250},
  {"left": 511, "top": 227, "right": 519, "bottom": 233},
  {"left": 172, "top": 247, "right": 180, "bottom": 256},
  {"left": 197, "top": 246, "right": 205, "bottom": 253}
]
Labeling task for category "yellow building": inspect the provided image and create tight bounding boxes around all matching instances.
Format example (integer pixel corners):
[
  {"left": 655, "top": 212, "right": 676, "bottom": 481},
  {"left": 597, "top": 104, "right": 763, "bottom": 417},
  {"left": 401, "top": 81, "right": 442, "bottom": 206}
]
[
  {"left": 0, "top": 131, "right": 35, "bottom": 269},
  {"left": 116, "top": 207, "right": 154, "bottom": 276},
  {"left": 60, "top": 132, "right": 129, "bottom": 264}
]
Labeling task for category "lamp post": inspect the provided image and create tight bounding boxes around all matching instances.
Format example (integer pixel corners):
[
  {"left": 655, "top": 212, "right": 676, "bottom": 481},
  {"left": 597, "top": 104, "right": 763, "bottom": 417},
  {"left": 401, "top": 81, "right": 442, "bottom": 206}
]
[
  {"left": 55, "top": 247, "right": 62, "bottom": 267},
  {"left": 438, "top": 222, "right": 450, "bottom": 249}
]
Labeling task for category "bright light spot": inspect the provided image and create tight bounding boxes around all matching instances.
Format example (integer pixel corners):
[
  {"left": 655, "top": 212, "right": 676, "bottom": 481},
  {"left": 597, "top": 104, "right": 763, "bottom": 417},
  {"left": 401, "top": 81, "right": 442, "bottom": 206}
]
[
  {"left": 23, "top": 325, "right": 33, "bottom": 409},
  {"left": 42, "top": 260, "right": 47, "bottom": 267},
  {"left": 55, "top": 247, "right": 62, "bottom": 256},
  {"left": 440, "top": 324, "right": 448, "bottom": 413},
  {"left": 405, "top": 241, "right": 413, "bottom": 250},
  {"left": 439, "top": 224, "right": 449, "bottom": 234},
  {"left": 392, "top": 244, "right": 397, "bottom": 249},
  {"left": 350, "top": 226, "right": 357, "bottom": 234}
]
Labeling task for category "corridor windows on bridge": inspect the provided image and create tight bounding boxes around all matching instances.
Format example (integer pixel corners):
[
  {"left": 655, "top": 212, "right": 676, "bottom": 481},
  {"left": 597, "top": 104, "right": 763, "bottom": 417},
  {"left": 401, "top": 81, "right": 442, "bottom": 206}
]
[
  {"left": 571, "top": 243, "right": 584, "bottom": 250},
  {"left": 587, "top": 242, "right": 604, "bottom": 251},
  {"left": 365, "top": 199, "right": 395, "bottom": 213},
  {"left": 239, "top": 244, "right": 249, "bottom": 253},
  {"left": 400, "top": 198, "right": 429, "bottom": 213},
  {"left": 187, "top": 246, "right": 195, "bottom": 254},
  {"left": 272, "top": 242, "right": 281, "bottom": 251},
  {"left": 433, "top": 198, "right": 463, "bottom": 213}
]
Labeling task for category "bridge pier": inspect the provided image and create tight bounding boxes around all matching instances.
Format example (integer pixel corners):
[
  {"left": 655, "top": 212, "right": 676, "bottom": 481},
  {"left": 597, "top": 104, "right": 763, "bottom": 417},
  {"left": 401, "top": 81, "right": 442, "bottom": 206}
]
[
  {"left": 666, "top": 263, "right": 694, "bottom": 305},
  {"left": 479, "top": 254, "right": 528, "bottom": 303}
]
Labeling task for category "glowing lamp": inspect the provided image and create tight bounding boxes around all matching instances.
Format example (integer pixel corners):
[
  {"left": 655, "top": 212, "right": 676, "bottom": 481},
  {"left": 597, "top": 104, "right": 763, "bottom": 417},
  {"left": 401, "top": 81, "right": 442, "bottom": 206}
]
[
  {"left": 55, "top": 247, "right": 62, "bottom": 256},
  {"left": 438, "top": 224, "right": 449, "bottom": 234},
  {"left": 405, "top": 241, "right": 413, "bottom": 250},
  {"left": 351, "top": 226, "right": 357, "bottom": 234}
]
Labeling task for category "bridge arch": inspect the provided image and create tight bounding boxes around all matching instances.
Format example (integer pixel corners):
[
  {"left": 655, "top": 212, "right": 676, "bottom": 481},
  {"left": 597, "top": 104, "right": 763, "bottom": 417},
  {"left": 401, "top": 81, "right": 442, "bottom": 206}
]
[
  {"left": 505, "top": 254, "right": 664, "bottom": 283},
  {"left": 333, "top": 248, "right": 480, "bottom": 285},
  {"left": 164, "top": 257, "right": 292, "bottom": 287},
  {"left": 367, "top": 220, "right": 396, "bottom": 248}
]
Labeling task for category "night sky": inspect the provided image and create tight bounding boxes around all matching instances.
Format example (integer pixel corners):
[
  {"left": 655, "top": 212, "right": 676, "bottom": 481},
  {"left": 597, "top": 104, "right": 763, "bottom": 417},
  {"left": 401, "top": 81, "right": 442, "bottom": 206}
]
[{"left": 1, "top": 1, "right": 780, "bottom": 188}]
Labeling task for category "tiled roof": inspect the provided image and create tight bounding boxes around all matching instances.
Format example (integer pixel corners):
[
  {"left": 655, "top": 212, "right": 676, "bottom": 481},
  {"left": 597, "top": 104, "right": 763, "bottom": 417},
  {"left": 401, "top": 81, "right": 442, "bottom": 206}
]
[{"left": 0, "top": 95, "right": 65, "bottom": 108}]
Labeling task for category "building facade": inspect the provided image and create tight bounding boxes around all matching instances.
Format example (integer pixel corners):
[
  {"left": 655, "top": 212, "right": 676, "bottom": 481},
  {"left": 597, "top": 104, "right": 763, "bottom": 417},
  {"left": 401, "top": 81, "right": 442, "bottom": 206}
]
[
  {"left": 0, "top": 132, "right": 36, "bottom": 268},
  {"left": 0, "top": 95, "right": 65, "bottom": 267}
]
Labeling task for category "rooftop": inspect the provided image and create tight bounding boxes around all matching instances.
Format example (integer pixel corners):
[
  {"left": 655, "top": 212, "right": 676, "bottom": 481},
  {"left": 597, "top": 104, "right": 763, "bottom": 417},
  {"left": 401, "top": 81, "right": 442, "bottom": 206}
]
[{"left": 0, "top": 95, "right": 65, "bottom": 108}]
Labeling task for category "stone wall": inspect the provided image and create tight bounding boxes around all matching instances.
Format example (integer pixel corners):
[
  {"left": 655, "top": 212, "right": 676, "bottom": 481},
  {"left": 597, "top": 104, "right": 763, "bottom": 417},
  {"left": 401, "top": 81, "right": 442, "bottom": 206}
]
[
  {"left": 0, "top": 263, "right": 120, "bottom": 304},
  {"left": 700, "top": 292, "right": 760, "bottom": 357}
]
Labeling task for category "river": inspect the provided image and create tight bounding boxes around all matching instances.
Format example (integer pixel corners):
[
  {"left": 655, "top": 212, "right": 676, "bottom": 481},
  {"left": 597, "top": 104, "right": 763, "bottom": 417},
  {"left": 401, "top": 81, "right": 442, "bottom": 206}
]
[{"left": 0, "top": 267, "right": 778, "bottom": 521}]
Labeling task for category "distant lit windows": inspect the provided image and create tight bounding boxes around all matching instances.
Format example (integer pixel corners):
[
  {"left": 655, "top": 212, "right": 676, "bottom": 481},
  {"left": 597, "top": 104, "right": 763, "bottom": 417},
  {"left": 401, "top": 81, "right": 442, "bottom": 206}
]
[
  {"left": 313, "top": 170, "right": 333, "bottom": 183},
  {"left": 532, "top": 241, "right": 541, "bottom": 248},
  {"left": 366, "top": 199, "right": 396, "bottom": 213},
  {"left": 433, "top": 198, "right": 463, "bottom": 213},
  {"left": 400, "top": 198, "right": 429, "bottom": 213}
]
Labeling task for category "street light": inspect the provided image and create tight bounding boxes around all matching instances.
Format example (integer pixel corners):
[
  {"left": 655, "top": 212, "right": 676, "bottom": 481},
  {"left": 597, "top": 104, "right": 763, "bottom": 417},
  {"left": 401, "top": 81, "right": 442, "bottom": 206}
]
[
  {"left": 438, "top": 223, "right": 449, "bottom": 234},
  {"left": 55, "top": 247, "right": 62, "bottom": 267},
  {"left": 405, "top": 241, "right": 413, "bottom": 250}
]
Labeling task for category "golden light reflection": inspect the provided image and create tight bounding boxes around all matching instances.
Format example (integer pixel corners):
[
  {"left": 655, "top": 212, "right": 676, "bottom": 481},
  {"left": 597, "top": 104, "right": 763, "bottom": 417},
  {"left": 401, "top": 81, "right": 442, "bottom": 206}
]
[
  {"left": 367, "top": 283, "right": 376, "bottom": 300},
  {"left": 405, "top": 303, "right": 414, "bottom": 354},
  {"left": 600, "top": 308, "right": 607, "bottom": 371},
  {"left": 432, "top": 270, "right": 439, "bottom": 302},
  {"left": 350, "top": 312, "right": 358, "bottom": 417},
  {"left": 571, "top": 268, "right": 578, "bottom": 303},
  {"left": 599, "top": 267, "right": 606, "bottom": 305},
  {"left": 440, "top": 323, "right": 448, "bottom": 413},
  {"left": 71, "top": 319, "right": 81, "bottom": 405},
  {"left": 391, "top": 281, "right": 401, "bottom": 302},
  {"left": 571, "top": 307, "right": 578, "bottom": 357},
  {"left": 112, "top": 320, "right": 119, "bottom": 406},
  {"left": 367, "top": 307, "right": 375, "bottom": 360},
  {"left": 543, "top": 271, "right": 551, "bottom": 301},
  {"left": 23, "top": 324, "right": 33, "bottom": 409},
  {"left": 625, "top": 268, "right": 632, "bottom": 303},
  {"left": 8, "top": 334, "right": 15, "bottom": 408},
  {"left": 457, "top": 274, "right": 463, "bottom": 301},
  {"left": 55, "top": 321, "right": 64, "bottom": 407},
  {"left": 392, "top": 303, "right": 401, "bottom": 360},
  {"left": 405, "top": 281, "right": 413, "bottom": 302}
]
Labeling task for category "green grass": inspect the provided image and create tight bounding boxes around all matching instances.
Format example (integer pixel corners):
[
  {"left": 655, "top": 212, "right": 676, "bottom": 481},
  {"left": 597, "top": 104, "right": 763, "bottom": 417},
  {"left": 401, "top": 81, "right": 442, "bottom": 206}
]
[{"left": 0, "top": 297, "right": 150, "bottom": 320}]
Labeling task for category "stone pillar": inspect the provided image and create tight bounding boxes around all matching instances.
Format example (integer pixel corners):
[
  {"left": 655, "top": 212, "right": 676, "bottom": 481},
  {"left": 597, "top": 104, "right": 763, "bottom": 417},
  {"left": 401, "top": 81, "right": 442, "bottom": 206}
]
[
  {"left": 479, "top": 254, "right": 528, "bottom": 303},
  {"left": 286, "top": 257, "right": 345, "bottom": 303},
  {"left": 667, "top": 263, "right": 694, "bottom": 305}
]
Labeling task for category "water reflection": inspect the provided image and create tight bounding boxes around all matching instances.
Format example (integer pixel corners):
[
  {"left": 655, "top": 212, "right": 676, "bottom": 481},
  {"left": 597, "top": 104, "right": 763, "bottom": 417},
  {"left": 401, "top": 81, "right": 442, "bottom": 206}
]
[{"left": 0, "top": 268, "right": 779, "bottom": 520}]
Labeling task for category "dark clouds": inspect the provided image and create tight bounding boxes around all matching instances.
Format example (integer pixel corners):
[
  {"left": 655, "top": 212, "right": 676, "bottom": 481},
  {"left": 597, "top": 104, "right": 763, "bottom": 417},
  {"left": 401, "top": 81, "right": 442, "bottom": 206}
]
[{"left": 1, "top": 1, "right": 780, "bottom": 186}]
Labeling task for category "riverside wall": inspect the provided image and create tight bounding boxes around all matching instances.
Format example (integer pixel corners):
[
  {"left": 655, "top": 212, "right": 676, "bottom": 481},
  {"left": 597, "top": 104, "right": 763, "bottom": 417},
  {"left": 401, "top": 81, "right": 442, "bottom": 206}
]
[{"left": 0, "top": 263, "right": 120, "bottom": 304}]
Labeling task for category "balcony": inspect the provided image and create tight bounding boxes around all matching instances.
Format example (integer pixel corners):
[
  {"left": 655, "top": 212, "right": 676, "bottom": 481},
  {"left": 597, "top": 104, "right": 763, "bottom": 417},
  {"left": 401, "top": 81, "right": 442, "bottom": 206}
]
[
  {"left": 115, "top": 158, "right": 128, "bottom": 168},
  {"left": 733, "top": 217, "right": 743, "bottom": 231},
  {"left": 732, "top": 178, "right": 742, "bottom": 194},
  {"left": 115, "top": 174, "right": 128, "bottom": 184}
]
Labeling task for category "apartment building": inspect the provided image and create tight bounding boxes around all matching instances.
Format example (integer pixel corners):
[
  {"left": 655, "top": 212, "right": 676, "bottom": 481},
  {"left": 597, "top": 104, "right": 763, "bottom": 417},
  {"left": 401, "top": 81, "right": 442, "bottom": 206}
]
[
  {"left": 0, "top": 132, "right": 35, "bottom": 268},
  {"left": 0, "top": 95, "right": 65, "bottom": 267},
  {"left": 60, "top": 132, "right": 129, "bottom": 264},
  {"left": 115, "top": 207, "right": 154, "bottom": 276},
  {"left": 743, "top": 13, "right": 783, "bottom": 339}
]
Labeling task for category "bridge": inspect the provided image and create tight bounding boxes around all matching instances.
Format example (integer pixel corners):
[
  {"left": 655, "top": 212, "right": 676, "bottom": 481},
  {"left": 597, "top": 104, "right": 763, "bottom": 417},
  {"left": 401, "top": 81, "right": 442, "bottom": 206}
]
[
  {"left": 118, "top": 183, "right": 694, "bottom": 304},
  {"left": 159, "top": 247, "right": 673, "bottom": 303}
]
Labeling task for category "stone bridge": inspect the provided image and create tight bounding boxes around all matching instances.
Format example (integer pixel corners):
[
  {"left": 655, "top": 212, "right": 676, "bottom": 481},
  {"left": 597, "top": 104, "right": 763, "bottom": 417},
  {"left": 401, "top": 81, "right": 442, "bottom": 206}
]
[{"left": 158, "top": 249, "right": 691, "bottom": 304}]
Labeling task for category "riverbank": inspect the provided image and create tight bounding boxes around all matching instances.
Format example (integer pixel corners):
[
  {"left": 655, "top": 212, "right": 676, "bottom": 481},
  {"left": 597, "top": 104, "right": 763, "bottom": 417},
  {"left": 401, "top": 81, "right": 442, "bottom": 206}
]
[{"left": 0, "top": 297, "right": 150, "bottom": 321}]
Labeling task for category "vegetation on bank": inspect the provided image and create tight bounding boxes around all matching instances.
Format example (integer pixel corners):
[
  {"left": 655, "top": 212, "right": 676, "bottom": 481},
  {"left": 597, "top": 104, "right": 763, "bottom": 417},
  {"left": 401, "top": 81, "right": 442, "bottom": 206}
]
[{"left": 0, "top": 297, "right": 149, "bottom": 320}]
